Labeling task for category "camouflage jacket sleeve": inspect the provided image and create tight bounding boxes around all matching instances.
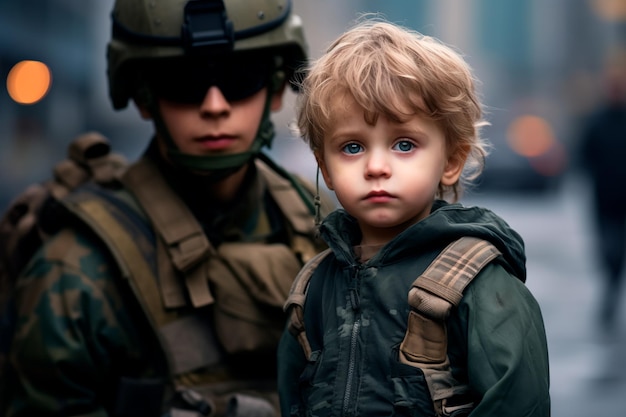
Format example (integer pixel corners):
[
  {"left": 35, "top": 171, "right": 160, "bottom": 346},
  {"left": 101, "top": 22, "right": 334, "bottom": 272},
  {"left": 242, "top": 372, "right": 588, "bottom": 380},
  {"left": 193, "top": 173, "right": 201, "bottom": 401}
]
[{"left": 2, "top": 226, "right": 145, "bottom": 417}]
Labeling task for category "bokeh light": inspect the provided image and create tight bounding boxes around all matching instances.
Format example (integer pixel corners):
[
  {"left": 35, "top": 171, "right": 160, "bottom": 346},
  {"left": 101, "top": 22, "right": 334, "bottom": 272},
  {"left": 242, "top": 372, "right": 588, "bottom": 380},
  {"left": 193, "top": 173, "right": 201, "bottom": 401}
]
[
  {"left": 506, "top": 115, "right": 568, "bottom": 177},
  {"left": 590, "top": 0, "right": 626, "bottom": 21},
  {"left": 6, "top": 60, "right": 52, "bottom": 105},
  {"left": 506, "top": 115, "right": 555, "bottom": 158}
]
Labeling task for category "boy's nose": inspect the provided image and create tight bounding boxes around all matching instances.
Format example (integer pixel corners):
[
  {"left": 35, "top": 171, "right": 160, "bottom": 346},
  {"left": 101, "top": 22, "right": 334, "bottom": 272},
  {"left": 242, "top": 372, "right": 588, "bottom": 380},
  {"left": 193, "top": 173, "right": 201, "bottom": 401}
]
[
  {"left": 365, "top": 150, "right": 391, "bottom": 178},
  {"left": 200, "top": 86, "right": 231, "bottom": 116}
]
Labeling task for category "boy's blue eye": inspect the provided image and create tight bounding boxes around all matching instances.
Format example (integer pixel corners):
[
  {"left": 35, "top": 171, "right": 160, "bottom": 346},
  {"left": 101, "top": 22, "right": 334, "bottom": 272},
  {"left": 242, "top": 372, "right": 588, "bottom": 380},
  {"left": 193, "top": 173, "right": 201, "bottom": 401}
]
[
  {"left": 342, "top": 143, "right": 363, "bottom": 154},
  {"left": 393, "top": 140, "right": 415, "bottom": 152}
]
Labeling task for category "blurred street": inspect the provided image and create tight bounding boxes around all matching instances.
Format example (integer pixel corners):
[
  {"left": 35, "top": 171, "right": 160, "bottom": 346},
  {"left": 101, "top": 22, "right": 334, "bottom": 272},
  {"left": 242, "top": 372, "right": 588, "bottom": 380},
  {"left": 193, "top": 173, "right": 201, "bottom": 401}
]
[
  {"left": 464, "top": 174, "right": 626, "bottom": 417},
  {"left": 2, "top": 1, "right": 625, "bottom": 415}
]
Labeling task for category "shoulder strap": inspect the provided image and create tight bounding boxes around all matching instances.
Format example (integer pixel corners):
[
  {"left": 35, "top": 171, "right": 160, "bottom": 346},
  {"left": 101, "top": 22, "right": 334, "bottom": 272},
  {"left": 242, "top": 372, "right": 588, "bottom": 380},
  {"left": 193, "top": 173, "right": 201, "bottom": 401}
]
[
  {"left": 121, "top": 157, "right": 215, "bottom": 309},
  {"left": 256, "top": 153, "right": 316, "bottom": 224},
  {"left": 256, "top": 155, "right": 331, "bottom": 264},
  {"left": 122, "top": 156, "right": 326, "bottom": 309},
  {"left": 400, "top": 236, "right": 501, "bottom": 417},
  {"left": 283, "top": 248, "right": 332, "bottom": 359},
  {"left": 60, "top": 187, "right": 178, "bottom": 379},
  {"left": 65, "top": 185, "right": 240, "bottom": 392},
  {"left": 409, "top": 236, "right": 501, "bottom": 318}
]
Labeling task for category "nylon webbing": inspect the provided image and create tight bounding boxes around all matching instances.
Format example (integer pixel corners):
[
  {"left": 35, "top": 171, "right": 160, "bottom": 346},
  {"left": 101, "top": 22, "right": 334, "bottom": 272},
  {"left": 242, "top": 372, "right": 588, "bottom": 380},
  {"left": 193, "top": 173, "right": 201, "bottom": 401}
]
[
  {"left": 284, "top": 247, "right": 332, "bottom": 360},
  {"left": 415, "top": 237, "right": 501, "bottom": 307},
  {"left": 402, "top": 236, "right": 501, "bottom": 417},
  {"left": 284, "top": 248, "right": 332, "bottom": 311},
  {"left": 257, "top": 159, "right": 314, "bottom": 236},
  {"left": 122, "top": 158, "right": 215, "bottom": 308},
  {"left": 63, "top": 197, "right": 177, "bottom": 378}
]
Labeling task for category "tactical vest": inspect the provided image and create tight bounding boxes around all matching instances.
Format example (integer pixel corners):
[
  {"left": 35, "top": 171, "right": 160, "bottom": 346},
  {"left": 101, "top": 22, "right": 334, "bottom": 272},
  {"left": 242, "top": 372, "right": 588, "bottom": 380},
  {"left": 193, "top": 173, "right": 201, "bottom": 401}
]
[
  {"left": 59, "top": 155, "right": 331, "bottom": 417},
  {"left": 283, "top": 237, "right": 501, "bottom": 417}
]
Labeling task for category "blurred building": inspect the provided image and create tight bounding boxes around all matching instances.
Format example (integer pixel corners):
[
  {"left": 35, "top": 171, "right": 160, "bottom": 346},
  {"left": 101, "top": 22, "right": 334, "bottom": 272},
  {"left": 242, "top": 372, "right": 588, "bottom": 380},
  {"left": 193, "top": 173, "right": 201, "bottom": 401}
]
[
  {"left": 0, "top": 0, "right": 150, "bottom": 209},
  {"left": 1, "top": 0, "right": 625, "bottom": 209}
]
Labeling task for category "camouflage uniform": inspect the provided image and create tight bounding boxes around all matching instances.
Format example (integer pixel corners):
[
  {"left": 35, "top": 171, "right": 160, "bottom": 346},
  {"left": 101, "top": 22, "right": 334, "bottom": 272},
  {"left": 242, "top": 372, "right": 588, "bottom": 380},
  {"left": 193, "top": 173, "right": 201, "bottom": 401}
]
[
  {"left": 1, "top": 0, "right": 333, "bottom": 416},
  {"left": 2, "top": 142, "right": 331, "bottom": 417}
]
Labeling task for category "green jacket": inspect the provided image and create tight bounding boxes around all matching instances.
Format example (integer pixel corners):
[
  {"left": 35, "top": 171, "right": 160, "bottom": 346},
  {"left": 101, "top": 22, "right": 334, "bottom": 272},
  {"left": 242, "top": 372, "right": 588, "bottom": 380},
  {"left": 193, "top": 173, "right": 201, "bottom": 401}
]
[
  {"left": 278, "top": 200, "right": 550, "bottom": 417},
  {"left": 1, "top": 149, "right": 330, "bottom": 417}
]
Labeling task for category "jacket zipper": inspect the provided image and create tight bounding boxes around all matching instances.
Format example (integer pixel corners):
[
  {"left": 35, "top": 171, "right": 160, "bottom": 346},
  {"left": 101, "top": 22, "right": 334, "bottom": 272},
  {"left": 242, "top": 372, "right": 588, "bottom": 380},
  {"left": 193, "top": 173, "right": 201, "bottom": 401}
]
[{"left": 342, "top": 267, "right": 362, "bottom": 416}]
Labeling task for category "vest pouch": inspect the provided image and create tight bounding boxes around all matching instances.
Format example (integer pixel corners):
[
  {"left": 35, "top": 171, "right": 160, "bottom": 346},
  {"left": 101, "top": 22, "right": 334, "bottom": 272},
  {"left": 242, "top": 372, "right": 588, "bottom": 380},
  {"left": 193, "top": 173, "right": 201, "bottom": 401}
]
[{"left": 207, "top": 242, "right": 302, "bottom": 354}]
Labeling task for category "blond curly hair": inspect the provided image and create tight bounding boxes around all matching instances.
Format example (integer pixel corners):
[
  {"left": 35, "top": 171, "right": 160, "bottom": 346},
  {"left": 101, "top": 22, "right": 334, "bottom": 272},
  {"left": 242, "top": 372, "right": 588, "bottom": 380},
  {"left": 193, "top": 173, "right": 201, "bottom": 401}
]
[{"left": 296, "top": 18, "right": 490, "bottom": 201}]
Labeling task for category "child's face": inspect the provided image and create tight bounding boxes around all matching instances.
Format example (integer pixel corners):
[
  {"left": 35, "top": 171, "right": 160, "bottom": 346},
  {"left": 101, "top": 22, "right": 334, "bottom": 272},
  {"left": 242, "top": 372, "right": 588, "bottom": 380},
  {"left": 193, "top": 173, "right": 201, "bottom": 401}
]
[
  {"left": 141, "top": 85, "right": 283, "bottom": 157},
  {"left": 318, "top": 97, "right": 463, "bottom": 246}
]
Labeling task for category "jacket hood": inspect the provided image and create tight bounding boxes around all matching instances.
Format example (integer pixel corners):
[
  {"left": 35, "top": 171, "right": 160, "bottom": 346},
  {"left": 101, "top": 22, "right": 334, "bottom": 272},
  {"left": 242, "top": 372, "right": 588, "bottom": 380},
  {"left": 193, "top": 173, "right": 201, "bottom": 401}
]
[{"left": 319, "top": 200, "right": 527, "bottom": 282}]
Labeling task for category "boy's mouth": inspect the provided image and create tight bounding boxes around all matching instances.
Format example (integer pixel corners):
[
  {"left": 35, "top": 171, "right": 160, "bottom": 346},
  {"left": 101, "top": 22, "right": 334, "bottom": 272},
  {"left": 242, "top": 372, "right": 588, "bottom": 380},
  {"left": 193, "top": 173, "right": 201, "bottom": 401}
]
[{"left": 364, "top": 190, "right": 395, "bottom": 202}]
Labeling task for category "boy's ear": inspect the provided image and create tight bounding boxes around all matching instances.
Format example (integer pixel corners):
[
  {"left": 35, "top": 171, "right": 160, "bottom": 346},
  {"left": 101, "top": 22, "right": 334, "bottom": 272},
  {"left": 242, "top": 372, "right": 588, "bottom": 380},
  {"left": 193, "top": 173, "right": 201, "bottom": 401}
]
[
  {"left": 440, "top": 152, "right": 466, "bottom": 186},
  {"left": 316, "top": 153, "right": 334, "bottom": 190}
]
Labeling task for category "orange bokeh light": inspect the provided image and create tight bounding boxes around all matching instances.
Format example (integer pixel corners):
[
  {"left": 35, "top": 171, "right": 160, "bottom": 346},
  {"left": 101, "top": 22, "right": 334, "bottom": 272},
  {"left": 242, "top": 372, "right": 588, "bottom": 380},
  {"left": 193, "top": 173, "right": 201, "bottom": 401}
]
[
  {"left": 506, "top": 115, "right": 555, "bottom": 158},
  {"left": 7, "top": 60, "right": 52, "bottom": 105},
  {"left": 590, "top": 0, "right": 626, "bottom": 22}
]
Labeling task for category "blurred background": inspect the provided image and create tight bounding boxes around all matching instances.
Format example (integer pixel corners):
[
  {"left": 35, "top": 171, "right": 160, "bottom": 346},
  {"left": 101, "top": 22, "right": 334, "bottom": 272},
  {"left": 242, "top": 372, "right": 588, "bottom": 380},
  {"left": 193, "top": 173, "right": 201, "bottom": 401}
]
[{"left": 1, "top": 0, "right": 626, "bottom": 415}]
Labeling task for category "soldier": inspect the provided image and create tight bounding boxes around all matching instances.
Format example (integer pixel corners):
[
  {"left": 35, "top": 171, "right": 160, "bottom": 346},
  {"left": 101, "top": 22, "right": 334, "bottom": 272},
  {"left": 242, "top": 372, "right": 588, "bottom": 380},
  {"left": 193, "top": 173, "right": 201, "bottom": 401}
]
[{"left": 0, "top": 1, "right": 333, "bottom": 416}]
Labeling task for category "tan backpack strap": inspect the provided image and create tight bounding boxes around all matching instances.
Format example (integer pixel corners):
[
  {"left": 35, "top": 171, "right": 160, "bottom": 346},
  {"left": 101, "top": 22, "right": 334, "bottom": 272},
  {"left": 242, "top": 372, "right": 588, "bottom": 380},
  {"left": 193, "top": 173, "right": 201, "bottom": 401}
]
[
  {"left": 256, "top": 159, "right": 315, "bottom": 236},
  {"left": 284, "top": 248, "right": 332, "bottom": 360},
  {"left": 414, "top": 236, "right": 502, "bottom": 313},
  {"left": 122, "top": 158, "right": 215, "bottom": 308},
  {"left": 257, "top": 158, "right": 332, "bottom": 264},
  {"left": 400, "top": 236, "right": 501, "bottom": 417}
]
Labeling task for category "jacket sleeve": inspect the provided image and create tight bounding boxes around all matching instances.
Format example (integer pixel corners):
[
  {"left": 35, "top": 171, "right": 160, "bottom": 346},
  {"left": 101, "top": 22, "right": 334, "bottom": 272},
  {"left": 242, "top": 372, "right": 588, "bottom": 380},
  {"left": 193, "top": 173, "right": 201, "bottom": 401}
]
[
  {"left": 277, "top": 325, "right": 308, "bottom": 417},
  {"left": 456, "top": 263, "right": 550, "bottom": 417},
  {"left": 2, "top": 228, "right": 141, "bottom": 417}
]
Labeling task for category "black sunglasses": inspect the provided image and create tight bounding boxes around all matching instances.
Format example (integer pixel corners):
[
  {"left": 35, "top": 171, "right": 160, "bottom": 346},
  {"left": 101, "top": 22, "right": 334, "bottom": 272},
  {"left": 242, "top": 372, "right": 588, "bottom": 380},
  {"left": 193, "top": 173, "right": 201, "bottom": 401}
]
[{"left": 145, "top": 55, "right": 274, "bottom": 104}]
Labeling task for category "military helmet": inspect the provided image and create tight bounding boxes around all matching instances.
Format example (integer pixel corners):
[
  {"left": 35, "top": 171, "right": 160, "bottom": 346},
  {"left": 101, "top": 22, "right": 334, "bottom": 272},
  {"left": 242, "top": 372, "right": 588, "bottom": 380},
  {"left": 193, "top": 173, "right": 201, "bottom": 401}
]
[{"left": 107, "top": 0, "right": 308, "bottom": 109}]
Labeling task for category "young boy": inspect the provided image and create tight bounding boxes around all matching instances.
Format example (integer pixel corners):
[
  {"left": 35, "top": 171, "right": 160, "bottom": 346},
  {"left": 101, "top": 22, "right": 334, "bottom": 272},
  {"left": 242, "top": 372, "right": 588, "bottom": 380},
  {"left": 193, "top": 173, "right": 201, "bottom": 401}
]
[{"left": 278, "top": 19, "right": 550, "bottom": 417}]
